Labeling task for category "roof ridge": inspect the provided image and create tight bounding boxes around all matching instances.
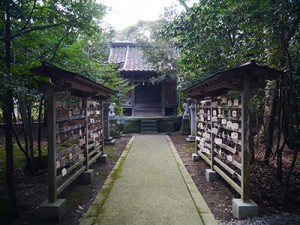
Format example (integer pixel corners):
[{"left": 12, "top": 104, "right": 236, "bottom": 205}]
[
  {"left": 123, "top": 46, "right": 130, "bottom": 70},
  {"left": 110, "top": 42, "right": 136, "bottom": 48}
]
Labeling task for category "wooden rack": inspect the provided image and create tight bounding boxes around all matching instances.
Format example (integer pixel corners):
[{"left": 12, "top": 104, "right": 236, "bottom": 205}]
[
  {"left": 196, "top": 95, "right": 243, "bottom": 194},
  {"left": 54, "top": 93, "right": 105, "bottom": 195},
  {"left": 31, "top": 62, "right": 115, "bottom": 206},
  {"left": 184, "top": 61, "right": 283, "bottom": 203}
]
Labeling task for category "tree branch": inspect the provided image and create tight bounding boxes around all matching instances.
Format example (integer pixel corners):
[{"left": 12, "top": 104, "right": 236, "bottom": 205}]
[
  {"left": 51, "top": 30, "right": 69, "bottom": 62},
  {"left": 11, "top": 22, "right": 65, "bottom": 39},
  {"left": 18, "top": 0, "right": 37, "bottom": 34},
  {"left": 177, "top": 0, "right": 189, "bottom": 11}
]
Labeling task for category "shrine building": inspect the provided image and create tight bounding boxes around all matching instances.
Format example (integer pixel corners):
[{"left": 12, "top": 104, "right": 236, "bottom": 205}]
[{"left": 108, "top": 42, "right": 178, "bottom": 117}]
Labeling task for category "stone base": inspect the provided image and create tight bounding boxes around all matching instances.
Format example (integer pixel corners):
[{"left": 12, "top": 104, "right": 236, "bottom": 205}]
[
  {"left": 78, "top": 169, "right": 94, "bottom": 184},
  {"left": 97, "top": 153, "right": 107, "bottom": 163},
  {"left": 232, "top": 198, "right": 258, "bottom": 219},
  {"left": 186, "top": 135, "right": 196, "bottom": 142},
  {"left": 104, "top": 137, "right": 116, "bottom": 145},
  {"left": 192, "top": 153, "right": 200, "bottom": 162},
  {"left": 180, "top": 119, "right": 190, "bottom": 135},
  {"left": 206, "top": 169, "right": 219, "bottom": 182},
  {"left": 39, "top": 199, "right": 66, "bottom": 221}
]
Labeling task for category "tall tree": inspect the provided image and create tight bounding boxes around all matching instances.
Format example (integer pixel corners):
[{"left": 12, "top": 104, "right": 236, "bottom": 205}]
[
  {"left": 0, "top": 0, "right": 107, "bottom": 218},
  {"left": 160, "top": 0, "right": 300, "bottom": 204}
]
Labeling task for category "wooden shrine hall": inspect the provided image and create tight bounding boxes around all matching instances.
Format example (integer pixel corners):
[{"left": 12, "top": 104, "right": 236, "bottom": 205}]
[{"left": 108, "top": 42, "right": 177, "bottom": 117}]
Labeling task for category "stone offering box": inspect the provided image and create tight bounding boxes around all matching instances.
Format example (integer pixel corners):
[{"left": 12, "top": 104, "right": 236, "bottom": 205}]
[{"left": 184, "top": 61, "right": 283, "bottom": 219}]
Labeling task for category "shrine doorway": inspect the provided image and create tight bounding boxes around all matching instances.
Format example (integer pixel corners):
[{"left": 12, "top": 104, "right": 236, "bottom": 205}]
[{"left": 134, "top": 83, "right": 162, "bottom": 116}]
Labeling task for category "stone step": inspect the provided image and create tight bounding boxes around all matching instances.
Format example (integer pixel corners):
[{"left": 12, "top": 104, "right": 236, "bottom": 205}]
[
  {"left": 135, "top": 111, "right": 161, "bottom": 117},
  {"left": 141, "top": 120, "right": 157, "bottom": 132},
  {"left": 141, "top": 120, "right": 157, "bottom": 124}
]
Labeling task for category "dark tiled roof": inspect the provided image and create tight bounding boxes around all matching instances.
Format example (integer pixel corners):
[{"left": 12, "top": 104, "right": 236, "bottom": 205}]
[{"left": 108, "top": 42, "right": 154, "bottom": 72}]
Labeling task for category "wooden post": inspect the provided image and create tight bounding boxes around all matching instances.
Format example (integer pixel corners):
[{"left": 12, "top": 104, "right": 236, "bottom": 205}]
[
  {"left": 132, "top": 83, "right": 135, "bottom": 116},
  {"left": 161, "top": 80, "right": 166, "bottom": 116},
  {"left": 195, "top": 99, "right": 199, "bottom": 154},
  {"left": 210, "top": 98, "right": 215, "bottom": 169},
  {"left": 84, "top": 99, "right": 89, "bottom": 170},
  {"left": 241, "top": 78, "right": 250, "bottom": 202},
  {"left": 47, "top": 86, "right": 57, "bottom": 203},
  {"left": 211, "top": 133, "right": 215, "bottom": 169},
  {"left": 101, "top": 100, "right": 104, "bottom": 152}
]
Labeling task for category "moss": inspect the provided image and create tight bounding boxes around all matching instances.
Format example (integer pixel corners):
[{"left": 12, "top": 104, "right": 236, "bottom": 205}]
[
  {"left": 104, "top": 146, "right": 113, "bottom": 152},
  {"left": 123, "top": 120, "right": 140, "bottom": 133},
  {"left": 82, "top": 137, "right": 135, "bottom": 224},
  {"left": 158, "top": 120, "right": 174, "bottom": 133},
  {"left": 180, "top": 119, "right": 190, "bottom": 135},
  {"left": 0, "top": 144, "right": 27, "bottom": 181},
  {"left": 107, "top": 153, "right": 119, "bottom": 161},
  {"left": 183, "top": 143, "right": 195, "bottom": 153}
]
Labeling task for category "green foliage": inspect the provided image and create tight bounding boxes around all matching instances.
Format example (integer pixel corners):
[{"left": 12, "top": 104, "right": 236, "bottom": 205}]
[
  {"left": 0, "top": 0, "right": 109, "bottom": 104},
  {"left": 0, "top": 0, "right": 134, "bottom": 177},
  {"left": 162, "top": 1, "right": 264, "bottom": 74},
  {"left": 0, "top": 143, "right": 26, "bottom": 181},
  {"left": 160, "top": 0, "right": 299, "bottom": 74},
  {"left": 0, "top": 0, "right": 133, "bottom": 112}
]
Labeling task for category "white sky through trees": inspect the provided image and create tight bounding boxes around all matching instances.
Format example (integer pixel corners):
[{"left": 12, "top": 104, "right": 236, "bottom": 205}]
[{"left": 100, "top": 0, "right": 196, "bottom": 30}]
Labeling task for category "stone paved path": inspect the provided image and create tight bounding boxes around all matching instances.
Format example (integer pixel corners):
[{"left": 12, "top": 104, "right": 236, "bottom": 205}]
[{"left": 80, "top": 135, "right": 217, "bottom": 225}]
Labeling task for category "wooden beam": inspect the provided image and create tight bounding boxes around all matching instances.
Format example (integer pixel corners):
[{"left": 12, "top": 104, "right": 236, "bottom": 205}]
[
  {"left": 84, "top": 99, "right": 89, "bottom": 170},
  {"left": 213, "top": 165, "right": 242, "bottom": 195},
  {"left": 56, "top": 158, "right": 85, "bottom": 181},
  {"left": 211, "top": 102, "right": 215, "bottom": 170},
  {"left": 88, "top": 151, "right": 103, "bottom": 167},
  {"left": 101, "top": 101, "right": 104, "bottom": 152},
  {"left": 47, "top": 86, "right": 57, "bottom": 203},
  {"left": 57, "top": 166, "right": 86, "bottom": 195},
  {"left": 213, "top": 156, "right": 241, "bottom": 181},
  {"left": 132, "top": 85, "right": 135, "bottom": 116},
  {"left": 198, "top": 151, "right": 211, "bottom": 165},
  {"left": 241, "top": 77, "right": 251, "bottom": 202},
  {"left": 205, "top": 81, "right": 235, "bottom": 93},
  {"left": 161, "top": 80, "right": 166, "bottom": 116}
]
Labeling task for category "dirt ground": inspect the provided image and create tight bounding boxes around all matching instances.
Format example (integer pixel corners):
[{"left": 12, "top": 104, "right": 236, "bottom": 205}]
[
  {"left": 1, "top": 133, "right": 300, "bottom": 225},
  {"left": 0, "top": 136, "right": 131, "bottom": 225},
  {"left": 169, "top": 133, "right": 300, "bottom": 223}
]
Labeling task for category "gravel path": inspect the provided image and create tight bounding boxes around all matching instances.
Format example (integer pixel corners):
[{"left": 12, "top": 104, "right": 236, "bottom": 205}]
[{"left": 218, "top": 214, "right": 300, "bottom": 225}]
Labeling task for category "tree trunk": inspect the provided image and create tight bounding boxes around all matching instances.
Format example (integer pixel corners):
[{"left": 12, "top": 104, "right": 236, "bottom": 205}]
[
  {"left": 264, "top": 80, "right": 279, "bottom": 163},
  {"left": 12, "top": 124, "right": 32, "bottom": 169},
  {"left": 38, "top": 94, "right": 45, "bottom": 162},
  {"left": 4, "top": 1, "right": 18, "bottom": 218},
  {"left": 18, "top": 97, "right": 32, "bottom": 170},
  {"left": 27, "top": 103, "right": 34, "bottom": 160},
  {"left": 283, "top": 148, "right": 298, "bottom": 206},
  {"left": 282, "top": 41, "right": 299, "bottom": 206}
]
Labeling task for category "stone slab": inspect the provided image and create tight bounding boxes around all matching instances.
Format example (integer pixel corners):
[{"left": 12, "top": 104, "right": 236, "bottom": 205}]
[
  {"left": 232, "top": 198, "right": 258, "bottom": 219},
  {"left": 96, "top": 153, "right": 107, "bottom": 163},
  {"left": 206, "top": 168, "right": 219, "bottom": 182},
  {"left": 39, "top": 199, "right": 66, "bottom": 221},
  {"left": 104, "top": 137, "right": 116, "bottom": 145},
  {"left": 78, "top": 169, "right": 94, "bottom": 184},
  {"left": 192, "top": 153, "right": 200, "bottom": 162},
  {"left": 186, "top": 135, "right": 196, "bottom": 142}
]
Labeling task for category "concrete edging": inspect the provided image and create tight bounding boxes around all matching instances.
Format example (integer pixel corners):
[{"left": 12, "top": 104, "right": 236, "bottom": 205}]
[{"left": 166, "top": 135, "right": 218, "bottom": 225}]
